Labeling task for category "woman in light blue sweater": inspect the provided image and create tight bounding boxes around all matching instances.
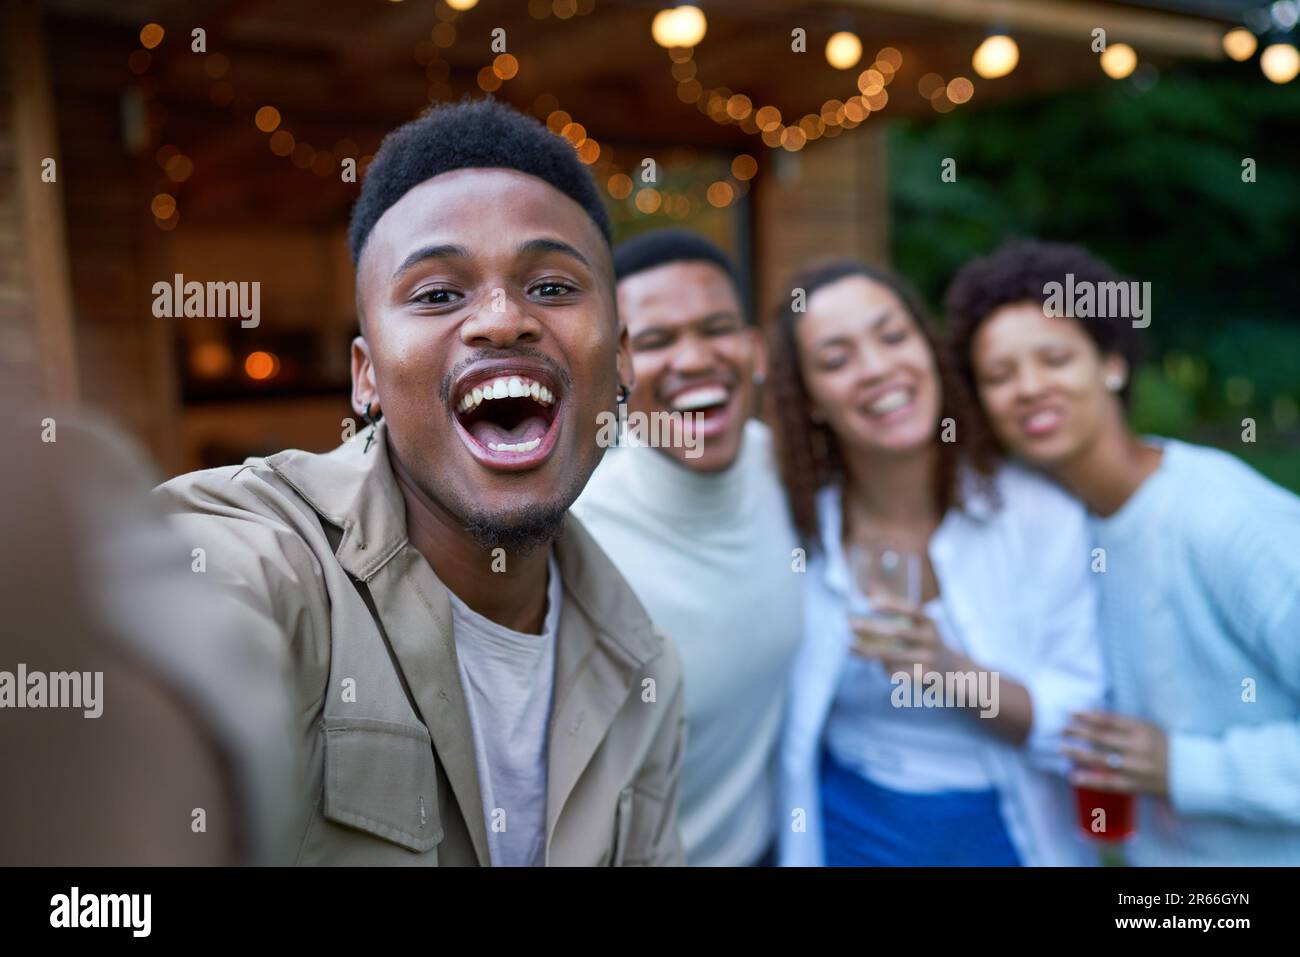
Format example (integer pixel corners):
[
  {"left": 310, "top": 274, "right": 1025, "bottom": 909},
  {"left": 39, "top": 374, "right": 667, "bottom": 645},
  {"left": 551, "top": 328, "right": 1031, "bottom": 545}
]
[{"left": 946, "top": 238, "right": 1300, "bottom": 865}]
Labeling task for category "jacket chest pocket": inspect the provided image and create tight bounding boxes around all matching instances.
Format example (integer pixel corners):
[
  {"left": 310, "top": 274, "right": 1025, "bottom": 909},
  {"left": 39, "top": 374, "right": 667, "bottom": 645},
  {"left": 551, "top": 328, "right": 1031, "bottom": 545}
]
[{"left": 316, "top": 717, "right": 444, "bottom": 862}]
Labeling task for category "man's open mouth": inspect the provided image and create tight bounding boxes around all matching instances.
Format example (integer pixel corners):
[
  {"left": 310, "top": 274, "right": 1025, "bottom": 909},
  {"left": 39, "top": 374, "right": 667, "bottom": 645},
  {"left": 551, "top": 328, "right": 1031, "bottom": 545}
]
[
  {"left": 452, "top": 367, "right": 563, "bottom": 471},
  {"left": 666, "top": 382, "right": 734, "bottom": 439}
]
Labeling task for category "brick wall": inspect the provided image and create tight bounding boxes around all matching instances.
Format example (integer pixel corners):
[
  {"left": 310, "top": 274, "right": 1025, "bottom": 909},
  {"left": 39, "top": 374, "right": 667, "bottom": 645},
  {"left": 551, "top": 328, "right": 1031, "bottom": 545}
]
[{"left": 753, "top": 124, "right": 890, "bottom": 326}]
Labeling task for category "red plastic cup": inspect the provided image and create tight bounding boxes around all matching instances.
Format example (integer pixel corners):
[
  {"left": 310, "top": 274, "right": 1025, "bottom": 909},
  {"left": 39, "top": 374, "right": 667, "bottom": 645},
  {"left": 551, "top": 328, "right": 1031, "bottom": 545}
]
[{"left": 1073, "top": 786, "right": 1136, "bottom": 842}]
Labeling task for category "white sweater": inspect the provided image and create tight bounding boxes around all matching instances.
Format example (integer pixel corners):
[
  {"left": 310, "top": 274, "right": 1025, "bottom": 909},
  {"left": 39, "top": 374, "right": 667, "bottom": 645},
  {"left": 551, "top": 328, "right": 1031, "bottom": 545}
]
[{"left": 572, "top": 421, "right": 802, "bottom": 866}]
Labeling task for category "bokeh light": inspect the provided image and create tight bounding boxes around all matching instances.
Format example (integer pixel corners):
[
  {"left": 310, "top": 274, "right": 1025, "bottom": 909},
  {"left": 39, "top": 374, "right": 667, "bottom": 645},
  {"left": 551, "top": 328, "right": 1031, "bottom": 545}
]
[
  {"left": 731, "top": 154, "right": 757, "bottom": 180},
  {"left": 826, "top": 32, "right": 863, "bottom": 70},
  {"left": 635, "top": 188, "right": 662, "bottom": 214},
  {"left": 1222, "top": 28, "right": 1258, "bottom": 62},
  {"left": 150, "top": 193, "right": 176, "bottom": 219},
  {"left": 139, "top": 24, "right": 165, "bottom": 50},
  {"left": 244, "top": 351, "right": 280, "bottom": 381},
  {"left": 1100, "top": 43, "right": 1138, "bottom": 79},
  {"left": 651, "top": 6, "right": 707, "bottom": 48},
  {"left": 607, "top": 173, "right": 633, "bottom": 199},
  {"left": 707, "top": 181, "right": 734, "bottom": 206},
  {"left": 1261, "top": 42, "right": 1300, "bottom": 83},
  {"left": 255, "top": 106, "right": 281, "bottom": 132},
  {"left": 972, "top": 35, "right": 1019, "bottom": 78},
  {"left": 946, "top": 77, "right": 974, "bottom": 104}
]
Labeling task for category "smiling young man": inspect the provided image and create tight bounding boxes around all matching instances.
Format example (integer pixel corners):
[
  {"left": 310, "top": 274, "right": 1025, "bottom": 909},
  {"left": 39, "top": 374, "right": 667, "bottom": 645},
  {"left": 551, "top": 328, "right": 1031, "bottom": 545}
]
[
  {"left": 154, "top": 99, "right": 686, "bottom": 866},
  {"left": 944, "top": 238, "right": 1300, "bottom": 865},
  {"left": 571, "top": 229, "right": 802, "bottom": 866}
]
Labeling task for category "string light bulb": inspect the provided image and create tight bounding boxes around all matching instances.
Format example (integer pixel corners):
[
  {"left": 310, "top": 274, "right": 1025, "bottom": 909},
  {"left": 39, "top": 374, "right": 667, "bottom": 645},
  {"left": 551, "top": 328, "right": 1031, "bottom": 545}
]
[
  {"left": 972, "top": 34, "right": 1019, "bottom": 78},
  {"left": 1100, "top": 43, "right": 1138, "bottom": 79},
  {"left": 652, "top": 6, "right": 707, "bottom": 49},
  {"left": 825, "top": 32, "right": 863, "bottom": 70},
  {"left": 1222, "top": 27, "right": 1258, "bottom": 61},
  {"left": 1260, "top": 41, "right": 1300, "bottom": 82}
]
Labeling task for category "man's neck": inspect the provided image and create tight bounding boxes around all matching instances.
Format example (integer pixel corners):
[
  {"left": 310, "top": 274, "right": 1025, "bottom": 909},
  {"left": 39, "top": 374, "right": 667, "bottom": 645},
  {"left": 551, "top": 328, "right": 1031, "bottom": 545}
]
[
  {"left": 389, "top": 448, "right": 550, "bottom": 634},
  {"left": 1051, "top": 421, "right": 1162, "bottom": 518}
]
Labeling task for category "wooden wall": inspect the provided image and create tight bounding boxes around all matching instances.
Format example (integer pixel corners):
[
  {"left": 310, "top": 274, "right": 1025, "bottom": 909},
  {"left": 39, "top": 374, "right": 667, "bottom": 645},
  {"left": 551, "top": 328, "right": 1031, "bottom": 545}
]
[{"left": 2, "top": 3, "right": 79, "bottom": 409}]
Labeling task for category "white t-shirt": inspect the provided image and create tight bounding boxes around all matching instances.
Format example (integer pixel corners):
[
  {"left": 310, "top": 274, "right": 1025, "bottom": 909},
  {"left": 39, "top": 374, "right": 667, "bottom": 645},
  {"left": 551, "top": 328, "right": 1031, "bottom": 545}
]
[{"left": 447, "top": 553, "right": 561, "bottom": 867}]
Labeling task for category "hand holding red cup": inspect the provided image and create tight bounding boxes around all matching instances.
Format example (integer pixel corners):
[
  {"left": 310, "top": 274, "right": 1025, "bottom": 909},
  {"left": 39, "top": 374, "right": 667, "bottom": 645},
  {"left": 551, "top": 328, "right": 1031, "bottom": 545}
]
[{"left": 1063, "top": 710, "right": 1169, "bottom": 842}]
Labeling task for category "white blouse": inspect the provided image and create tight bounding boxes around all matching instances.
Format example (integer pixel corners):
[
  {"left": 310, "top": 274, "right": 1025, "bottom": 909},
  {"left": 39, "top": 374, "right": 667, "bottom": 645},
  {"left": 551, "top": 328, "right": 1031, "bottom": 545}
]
[
  {"left": 780, "top": 463, "right": 1107, "bottom": 867},
  {"left": 824, "top": 597, "right": 995, "bottom": 793}
]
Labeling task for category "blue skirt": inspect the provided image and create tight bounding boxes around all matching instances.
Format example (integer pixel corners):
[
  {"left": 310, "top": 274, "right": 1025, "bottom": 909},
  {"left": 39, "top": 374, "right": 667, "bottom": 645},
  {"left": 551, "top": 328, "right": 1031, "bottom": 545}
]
[{"left": 820, "top": 750, "right": 1022, "bottom": 867}]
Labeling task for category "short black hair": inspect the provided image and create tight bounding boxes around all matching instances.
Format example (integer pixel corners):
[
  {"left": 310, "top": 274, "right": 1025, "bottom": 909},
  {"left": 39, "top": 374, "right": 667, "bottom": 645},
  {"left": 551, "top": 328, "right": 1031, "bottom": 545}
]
[
  {"left": 614, "top": 228, "right": 738, "bottom": 283},
  {"left": 944, "top": 238, "right": 1146, "bottom": 408},
  {"left": 347, "top": 97, "right": 611, "bottom": 265},
  {"left": 613, "top": 228, "right": 750, "bottom": 322}
]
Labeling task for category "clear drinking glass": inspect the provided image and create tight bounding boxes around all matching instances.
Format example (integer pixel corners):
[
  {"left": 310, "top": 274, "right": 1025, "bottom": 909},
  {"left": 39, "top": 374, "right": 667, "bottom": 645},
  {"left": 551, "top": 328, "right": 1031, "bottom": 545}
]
[{"left": 845, "top": 541, "right": 922, "bottom": 653}]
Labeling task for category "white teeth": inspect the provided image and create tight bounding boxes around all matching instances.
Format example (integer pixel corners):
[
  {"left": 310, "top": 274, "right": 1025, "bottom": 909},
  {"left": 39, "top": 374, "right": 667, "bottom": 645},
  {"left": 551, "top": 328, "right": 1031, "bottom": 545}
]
[
  {"left": 487, "top": 437, "right": 542, "bottom": 454},
  {"left": 1026, "top": 410, "right": 1061, "bottom": 431},
  {"left": 870, "top": 388, "right": 912, "bottom": 415},
  {"left": 456, "top": 376, "right": 556, "bottom": 413},
  {"left": 670, "top": 385, "right": 730, "bottom": 412}
]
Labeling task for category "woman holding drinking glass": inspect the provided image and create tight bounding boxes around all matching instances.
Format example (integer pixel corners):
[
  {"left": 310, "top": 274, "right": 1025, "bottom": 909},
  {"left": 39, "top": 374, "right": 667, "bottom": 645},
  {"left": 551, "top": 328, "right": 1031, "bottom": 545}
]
[
  {"left": 944, "top": 239, "right": 1300, "bottom": 865},
  {"left": 772, "top": 261, "right": 1104, "bottom": 867}
]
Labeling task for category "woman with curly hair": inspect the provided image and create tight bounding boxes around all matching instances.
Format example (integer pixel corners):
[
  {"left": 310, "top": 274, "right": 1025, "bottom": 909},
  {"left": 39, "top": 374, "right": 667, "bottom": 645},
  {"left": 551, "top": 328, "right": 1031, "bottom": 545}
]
[
  {"left": 771, "top": 260, "right": 1103, "bottom": 867},
  {"left": 945, "top": 238, "right": 1300, "bottom": 866}
]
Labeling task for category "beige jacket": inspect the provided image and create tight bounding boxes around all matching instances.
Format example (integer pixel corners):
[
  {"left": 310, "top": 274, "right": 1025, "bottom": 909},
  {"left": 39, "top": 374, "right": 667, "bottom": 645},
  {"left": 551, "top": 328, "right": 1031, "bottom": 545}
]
[{"left": 154, "top": 423, "right": 686, "bottom": 866}]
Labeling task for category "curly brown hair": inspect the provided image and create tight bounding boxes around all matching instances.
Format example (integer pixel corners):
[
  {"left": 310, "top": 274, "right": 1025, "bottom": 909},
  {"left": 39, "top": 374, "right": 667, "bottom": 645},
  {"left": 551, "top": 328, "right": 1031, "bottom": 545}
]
[
  {"left": 943, "top": 238, "right": 1148, "bottom": 424},
  {"left": 768, "top": 259, "right": 1000, "bottom": 551}
]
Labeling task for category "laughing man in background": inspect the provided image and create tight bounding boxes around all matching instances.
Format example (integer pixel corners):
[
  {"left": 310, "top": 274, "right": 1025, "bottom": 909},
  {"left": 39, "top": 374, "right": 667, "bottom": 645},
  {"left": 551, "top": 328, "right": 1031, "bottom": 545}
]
[{"left": 573, "top": 229, "right": 802, "bottom": 866}]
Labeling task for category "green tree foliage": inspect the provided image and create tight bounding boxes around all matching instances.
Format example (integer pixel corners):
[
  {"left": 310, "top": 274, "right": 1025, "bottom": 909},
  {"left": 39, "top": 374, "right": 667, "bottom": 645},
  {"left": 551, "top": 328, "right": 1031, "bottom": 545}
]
[
  {"left": 888, "top": 63, "right": 1300, "bottom": 485},
  {"left": 891, "top": 66, "right": 1300, "bottom": 336}
]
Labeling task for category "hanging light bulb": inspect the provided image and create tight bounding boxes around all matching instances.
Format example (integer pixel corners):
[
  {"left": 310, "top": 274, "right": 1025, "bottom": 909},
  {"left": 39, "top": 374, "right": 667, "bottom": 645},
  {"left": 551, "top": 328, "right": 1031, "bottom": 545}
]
[
  {"left": 651, "top": 9, "right": 677, "bottom": 47},
  {"left": 825, "top": 31, "right": 863, "bottom": 70},
  {"left": 674, "top": 6, "right": 707, "bottom": 46},
  {"left": 652, "top": 5, "right": 708, "bottom": 49},
  {"left": 1100, "top": 43, "right": 1138, "bottom": 79},
  {"left": 445, "top": 0, "right": 479, "bottom": 10},
  {"left": 1260, "top": 41, "right": 1300, "bottom": 82},
  {"left": 972, "top": 34, "right": 1019, "bottom": 79},
  {"left": 1222, "top": 27, "right": 1258, "bottom": 61}
]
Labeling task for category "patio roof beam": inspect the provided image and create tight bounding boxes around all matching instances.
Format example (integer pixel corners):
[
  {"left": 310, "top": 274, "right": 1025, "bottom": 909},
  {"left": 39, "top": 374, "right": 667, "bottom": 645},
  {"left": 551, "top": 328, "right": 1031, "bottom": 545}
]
[{"left": 826, "top": 0, "right": 1227, "bottom": 59}]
